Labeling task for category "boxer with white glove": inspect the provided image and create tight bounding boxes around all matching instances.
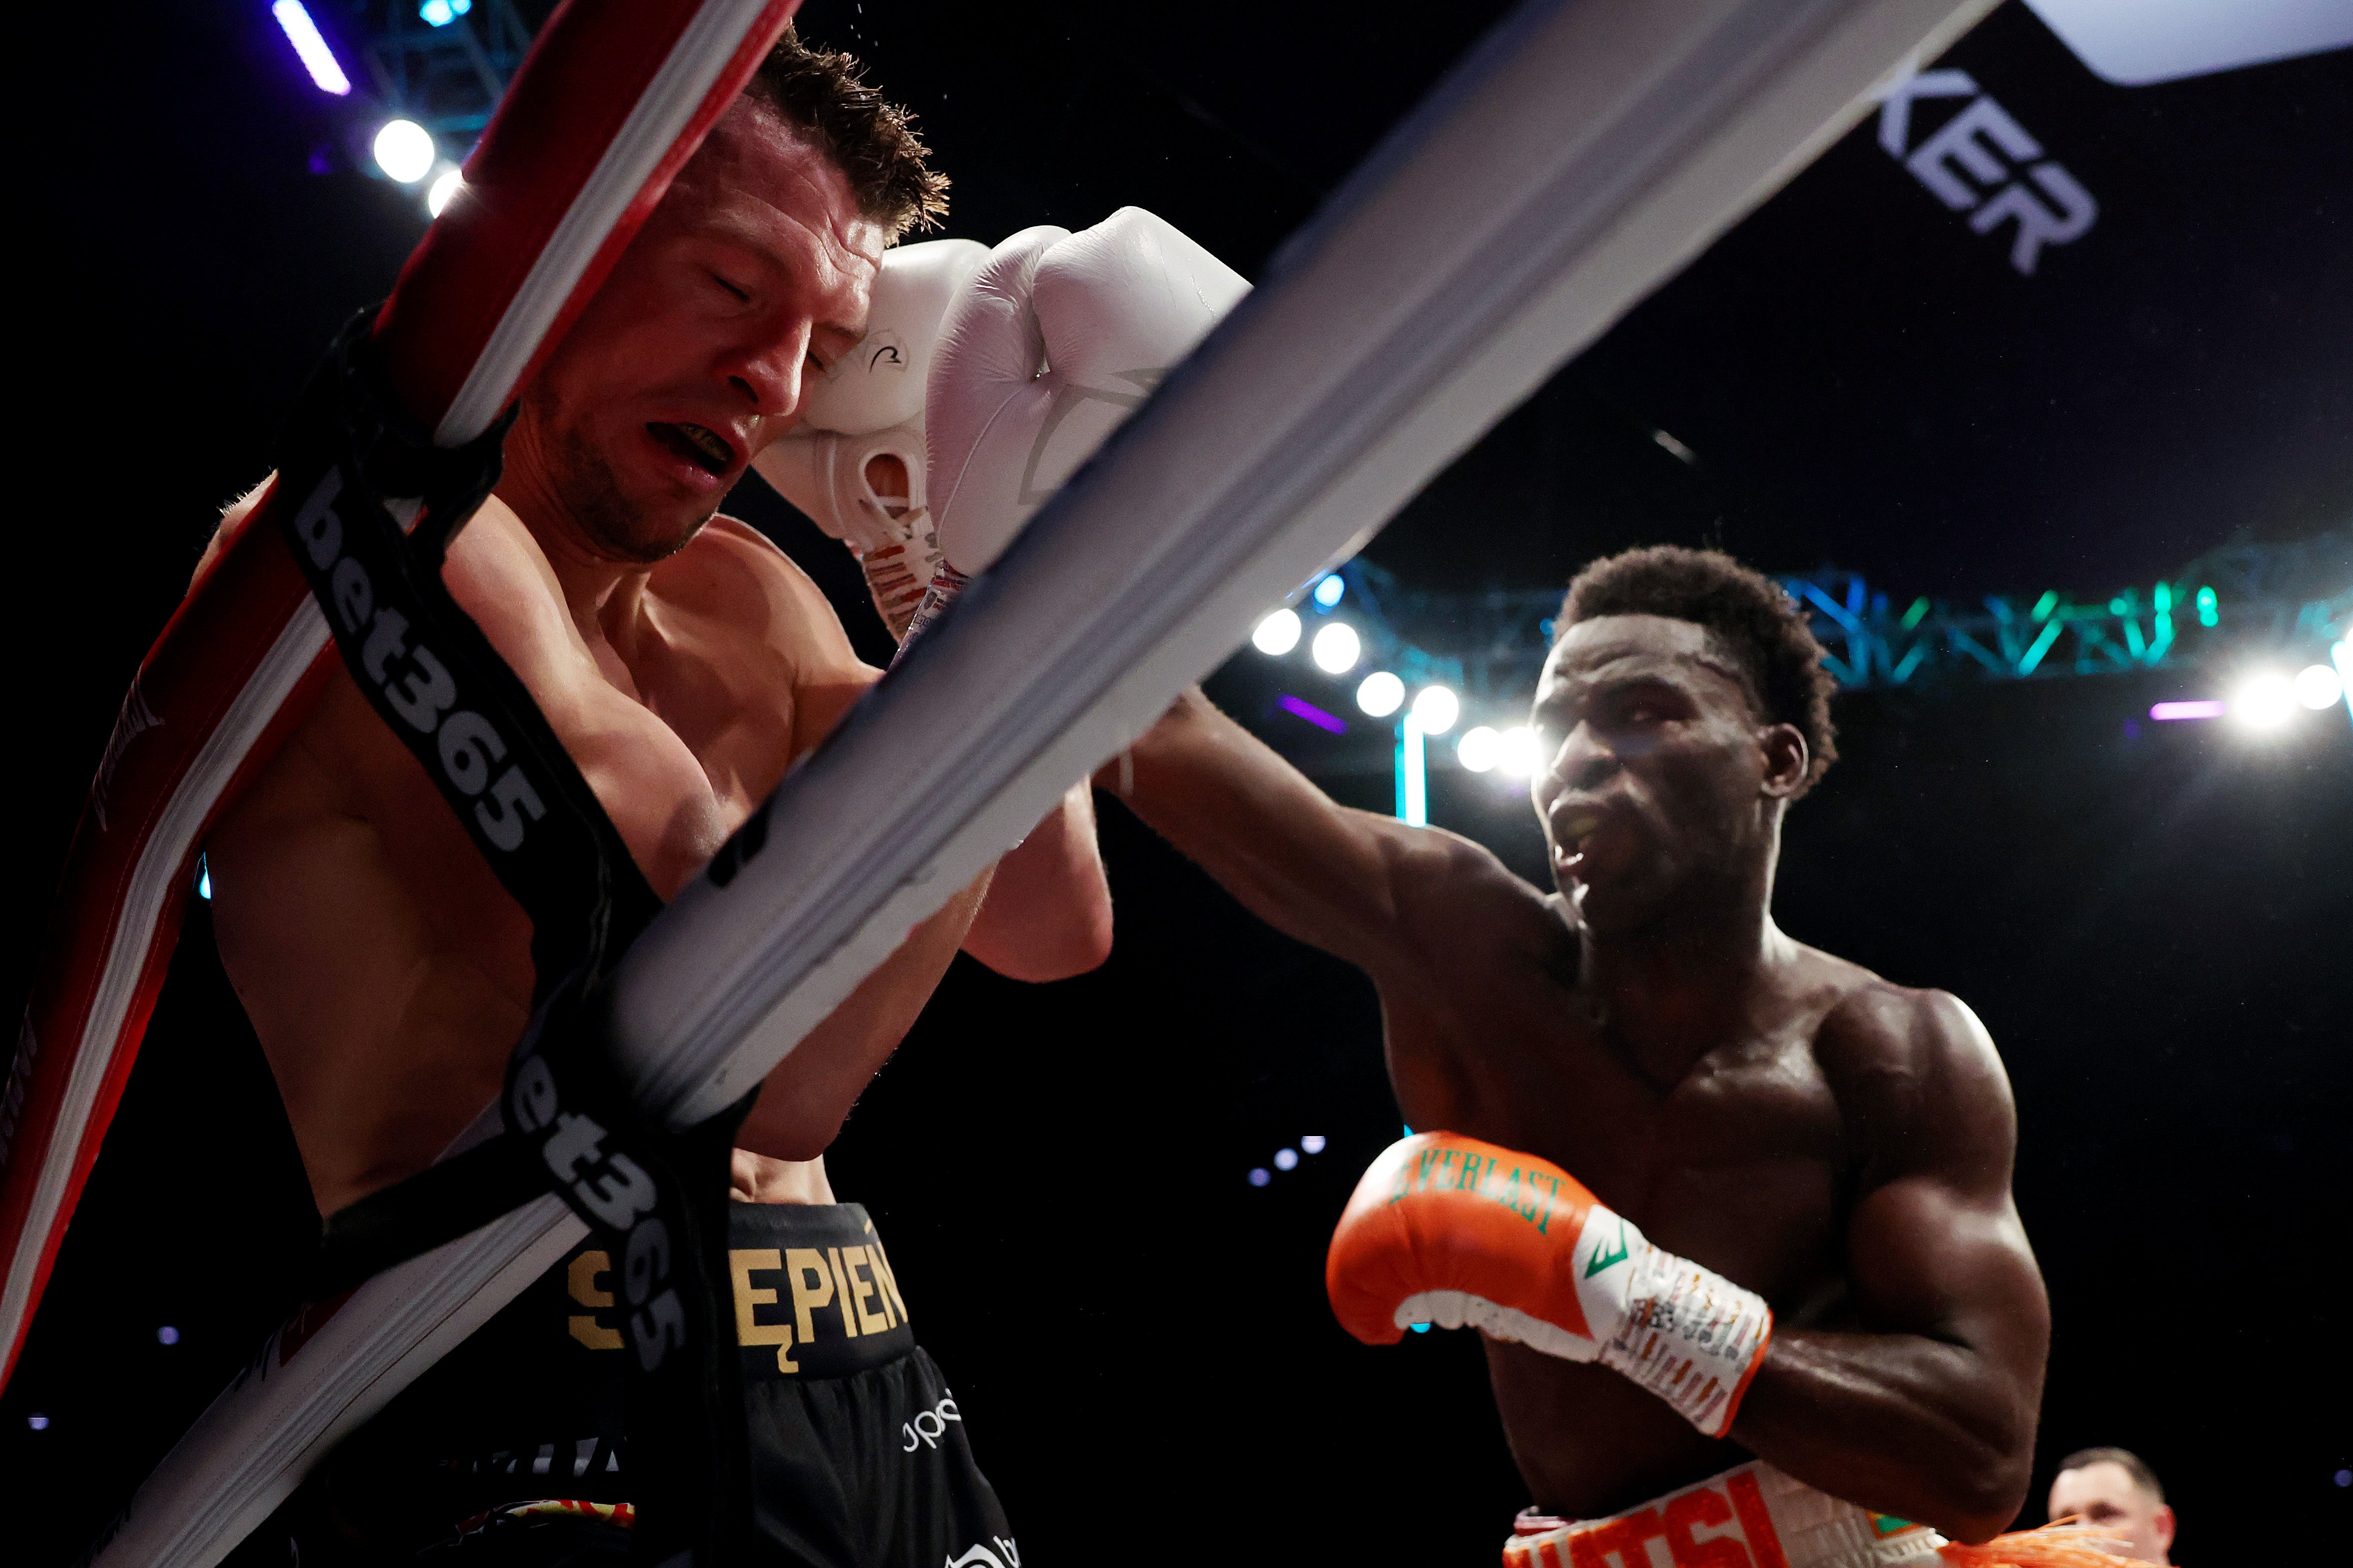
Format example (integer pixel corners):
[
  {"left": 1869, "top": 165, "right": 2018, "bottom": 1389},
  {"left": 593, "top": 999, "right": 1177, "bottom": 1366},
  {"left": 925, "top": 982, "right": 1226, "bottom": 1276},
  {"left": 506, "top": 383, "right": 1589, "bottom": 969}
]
[
  {"left": 898, "top": 207, "right": 1249, "bottom": 651},
  {"left": 754, "top": 237, "right": 990, "bottom": 638},
  {"left": 1328, "top": 1132, "right": 1772, "bottom": 1439}
]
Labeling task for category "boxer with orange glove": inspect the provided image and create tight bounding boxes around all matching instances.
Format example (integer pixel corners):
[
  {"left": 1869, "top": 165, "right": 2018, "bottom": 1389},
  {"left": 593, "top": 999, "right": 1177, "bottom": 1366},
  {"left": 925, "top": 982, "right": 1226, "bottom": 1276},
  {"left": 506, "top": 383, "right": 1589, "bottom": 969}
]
[{"left": 1090, "top": 545, "right": 2056, "bottom": 1560}]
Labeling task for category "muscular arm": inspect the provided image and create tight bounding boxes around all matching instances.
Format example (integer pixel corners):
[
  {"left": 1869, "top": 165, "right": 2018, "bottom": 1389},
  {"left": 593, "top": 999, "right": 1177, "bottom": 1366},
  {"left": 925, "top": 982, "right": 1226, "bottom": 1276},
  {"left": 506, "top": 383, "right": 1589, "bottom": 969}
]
[
  {"left": 440, "top": 512, "right": 1000, "bottom": 1163},
  {"left": 784, "top": 612, "right": 1112, "bottom": 986},
  {"left": 960, "top": 782, "right": 1113, "bottom": 981},
  {"left": 1731, "top": 990, "right": 2049, "bottom": 1543},
  {"left": 1104, "top": 686, "right": 1437, "bottom": 974},
  {"left": 734, "top": 867, "right": 995, "bottom": 1160}
]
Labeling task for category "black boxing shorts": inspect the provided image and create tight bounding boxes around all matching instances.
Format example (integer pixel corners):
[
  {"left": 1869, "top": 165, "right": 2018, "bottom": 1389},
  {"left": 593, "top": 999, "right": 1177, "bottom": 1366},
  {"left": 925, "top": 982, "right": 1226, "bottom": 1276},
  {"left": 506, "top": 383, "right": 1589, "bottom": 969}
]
[{"left": 294, "top": 1203, "right": 1017, "bottom": 1568}]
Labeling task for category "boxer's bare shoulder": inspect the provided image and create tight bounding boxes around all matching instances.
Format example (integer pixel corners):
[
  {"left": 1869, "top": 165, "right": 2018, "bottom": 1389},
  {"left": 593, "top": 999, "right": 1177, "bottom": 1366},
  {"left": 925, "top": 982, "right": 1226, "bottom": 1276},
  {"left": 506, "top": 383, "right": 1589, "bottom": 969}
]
[
  {"left": 1359, "top": 827, "right": 1581, "bottom": 1125},
  {"left": 437, "top": 499, "right": 869, "bottom": 888},
  {"left": 1810, "top": 978, "right": 2015, "bottom": 1160},
  {"left": 208, "top": 492, "right": 872, "bottom": 1212}
]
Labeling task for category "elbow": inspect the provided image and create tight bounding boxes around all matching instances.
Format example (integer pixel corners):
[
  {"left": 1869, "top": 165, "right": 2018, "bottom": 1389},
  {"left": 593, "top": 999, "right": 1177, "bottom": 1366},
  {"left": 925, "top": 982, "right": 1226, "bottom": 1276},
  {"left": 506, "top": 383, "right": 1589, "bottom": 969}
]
[
  {"left": 989, "top": 911, "right": 1113, "bottom": 983},
  {"left": 1934, "top": 1437, "right": 2035, "bottom": 1545},
  {"left": 1060, "top": 904, "right": 1116, "bottom": 976},
  {"left": 737, "top": 1090, "right": 850, "bottom": 1165}
]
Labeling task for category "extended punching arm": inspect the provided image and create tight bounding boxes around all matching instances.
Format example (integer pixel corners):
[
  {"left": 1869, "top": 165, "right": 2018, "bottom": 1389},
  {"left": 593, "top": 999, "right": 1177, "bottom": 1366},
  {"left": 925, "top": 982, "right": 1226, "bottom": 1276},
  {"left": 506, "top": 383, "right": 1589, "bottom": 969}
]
[{"left": 1103, "top": 687, "right": 1465, "bottom": 978}]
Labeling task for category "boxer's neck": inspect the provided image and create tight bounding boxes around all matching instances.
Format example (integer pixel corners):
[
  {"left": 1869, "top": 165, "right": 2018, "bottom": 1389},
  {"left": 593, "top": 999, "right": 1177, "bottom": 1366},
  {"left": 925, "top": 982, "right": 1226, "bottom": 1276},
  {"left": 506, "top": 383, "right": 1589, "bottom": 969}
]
[
  {"left": 491, "top": 480, "right": 674, "bottom": 661},
  {"left": 1578, "top": 862, "right": 1788, "bottom": 1088}
]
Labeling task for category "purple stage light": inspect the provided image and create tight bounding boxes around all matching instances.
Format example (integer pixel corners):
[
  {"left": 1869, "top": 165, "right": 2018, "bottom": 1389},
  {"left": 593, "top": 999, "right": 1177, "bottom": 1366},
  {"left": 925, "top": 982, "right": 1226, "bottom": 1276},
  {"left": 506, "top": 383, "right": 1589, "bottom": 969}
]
[
  {"left": 2150, "top": 700, "right": 2226, "bottom": 721},
  {"left": 1277, "top": 694, "right": 1347, "bottom": 734},
  {"left": 273, "top": 1, "right": 353, "bottom": 96}
]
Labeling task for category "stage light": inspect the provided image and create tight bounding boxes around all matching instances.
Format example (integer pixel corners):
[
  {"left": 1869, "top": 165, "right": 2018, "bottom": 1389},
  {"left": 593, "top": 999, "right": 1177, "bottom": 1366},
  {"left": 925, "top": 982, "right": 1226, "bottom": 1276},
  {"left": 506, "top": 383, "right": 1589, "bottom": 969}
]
[
  {"left": 2293, "top": 663, "right": 2343, "bottom": 710},
  {"left": 1456, "top": 725, "right": 1500, "bottom": 772},
  {"left": 27, "top": 1413, "right": 49, "bottom": 1430},
  {"left": 1498, "top": 725, "right": 1541, "bottom": 777},
  {"left": 1247, "top": 1167, "right": 1271, "bottom": 1188},
  {"left": 2233, "top": 672, "right": 2295, "bottom": 729},
  {"left": 1311, "top": 621, "right": 1361, "bottom": 673},
  {"left": 1252, "top": 608, "right": 1301, "bottom": 655},
  {"left": 1301, "top": 1135, "right": 1326, "bottom": 1154},
  {"left": 272, "top": 1, "right": 352, "bottom": 96},
  {"left": 2150, "top": 700, "right": 2224, "bottom": 721},
  {"left": 1312, "top": 574, "right": 1345, "bottom": 609},
  {"left": 2195, "top": 585, "right": 2219, "bottom": 627},
  {"left": 426, "top": 167, "right": 464, "bottom": 216},
  {"left": 1412, "top": 685, "right": 1459, "bottom": 735},
  {"left": 1356, "top": 670, "right": 1404, "bottom": 717},
  {"left": 1311, "top": 622, "right": 1360, "bottom": 673},
  {"left": 1274, "top": 1148, "right": 1299, "bottom": 1171},
  {"left": 418, "top": 0, "right": 472, "bottom": 24},
  {"left": 373, "top": 120, "right": 436, "bottom": 184},
  {"left": 157, "top": 1325, "right": 181, "bottom": 1345}
]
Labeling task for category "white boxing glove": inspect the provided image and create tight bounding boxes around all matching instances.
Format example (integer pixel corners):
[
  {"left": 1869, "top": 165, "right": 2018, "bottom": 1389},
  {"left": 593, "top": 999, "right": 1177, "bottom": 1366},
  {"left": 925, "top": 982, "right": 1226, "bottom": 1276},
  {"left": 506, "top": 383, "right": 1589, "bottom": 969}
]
[
  {"left": 754, "top": 236, "right": 991, "bottom": 638},
  {"left": 900, "top": 208, "right": 1249, "bottom": 653}
]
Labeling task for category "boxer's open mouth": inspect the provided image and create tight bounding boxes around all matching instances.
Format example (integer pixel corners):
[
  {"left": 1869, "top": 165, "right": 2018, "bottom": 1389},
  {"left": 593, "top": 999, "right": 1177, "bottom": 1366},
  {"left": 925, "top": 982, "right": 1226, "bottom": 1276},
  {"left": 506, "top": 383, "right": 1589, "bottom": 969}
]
[
  {"left": 650, "top": 421, "right": 735, "bottom": 477},
  {"left": 1549, "top": 802, "right": 1607, "bottom": 878},
  {"left": 1553, "top": 805, "right": 1604, "bottom": 848}
]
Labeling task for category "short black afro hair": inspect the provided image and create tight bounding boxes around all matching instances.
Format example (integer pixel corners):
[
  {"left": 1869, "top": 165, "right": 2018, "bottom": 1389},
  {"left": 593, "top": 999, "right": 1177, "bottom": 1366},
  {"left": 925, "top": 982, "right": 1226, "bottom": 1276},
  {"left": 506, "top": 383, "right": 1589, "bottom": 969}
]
[{"left": 1558, "top": 545, "right": 1838, "bottom": 788}]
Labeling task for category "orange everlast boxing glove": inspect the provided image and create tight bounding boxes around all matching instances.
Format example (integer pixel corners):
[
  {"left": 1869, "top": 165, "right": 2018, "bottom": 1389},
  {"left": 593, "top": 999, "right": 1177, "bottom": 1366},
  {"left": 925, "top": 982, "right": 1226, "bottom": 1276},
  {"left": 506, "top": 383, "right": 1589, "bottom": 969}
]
[{"left": 1327, "top": 1133, "right": 1772, "bottom": 1439}]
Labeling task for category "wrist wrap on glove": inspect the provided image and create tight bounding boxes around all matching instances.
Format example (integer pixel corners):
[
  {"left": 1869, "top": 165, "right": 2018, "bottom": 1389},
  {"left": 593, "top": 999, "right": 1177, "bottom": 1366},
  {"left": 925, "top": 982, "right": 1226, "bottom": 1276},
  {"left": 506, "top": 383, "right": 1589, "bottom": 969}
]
[
  {"left": 1327, "top": 1132, "right": 1772, "bottom": 1439},
  {"left": 753, "top": 237, "right": 991, "bottom": 639}
]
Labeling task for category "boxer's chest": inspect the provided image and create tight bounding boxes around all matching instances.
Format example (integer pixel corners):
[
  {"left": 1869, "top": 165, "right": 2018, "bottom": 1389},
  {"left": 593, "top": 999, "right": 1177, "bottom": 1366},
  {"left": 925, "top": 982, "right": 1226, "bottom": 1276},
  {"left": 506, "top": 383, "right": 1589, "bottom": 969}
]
[{"left": 1427, "top": 996, "right": 1850, "bottom": 1304}]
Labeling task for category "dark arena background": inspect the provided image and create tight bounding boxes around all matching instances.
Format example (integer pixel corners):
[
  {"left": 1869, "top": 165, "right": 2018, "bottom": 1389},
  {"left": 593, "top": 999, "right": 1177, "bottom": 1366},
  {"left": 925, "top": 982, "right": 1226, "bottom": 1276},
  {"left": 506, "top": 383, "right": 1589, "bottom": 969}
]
[{"left": 5, "top": 1, "right": 2350, "bottom": 1563}]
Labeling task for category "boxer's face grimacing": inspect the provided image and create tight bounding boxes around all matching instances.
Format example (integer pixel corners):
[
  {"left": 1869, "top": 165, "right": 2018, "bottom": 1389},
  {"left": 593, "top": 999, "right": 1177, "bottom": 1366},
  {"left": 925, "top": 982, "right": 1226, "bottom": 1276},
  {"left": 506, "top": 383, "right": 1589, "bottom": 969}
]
[
  {"left": 1529, "top": 615, "right": 1807, "bottom": 933},
  {"left": 511, "top": 98, "right": 887, "bottom": 563}
]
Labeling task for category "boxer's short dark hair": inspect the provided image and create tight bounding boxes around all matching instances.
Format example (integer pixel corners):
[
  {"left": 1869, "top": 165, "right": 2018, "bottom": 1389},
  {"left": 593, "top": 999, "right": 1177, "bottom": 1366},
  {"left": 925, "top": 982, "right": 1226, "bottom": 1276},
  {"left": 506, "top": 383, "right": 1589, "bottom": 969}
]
[
  {"left": 1558, "top": 545, "right": 1838, "bottom": 789},
  {"left": 746, "top": 27, "right": 949, "bottom": 238},
  {"left": 2057, "top": 1446, "right": 2165, "bottom": 1503}
]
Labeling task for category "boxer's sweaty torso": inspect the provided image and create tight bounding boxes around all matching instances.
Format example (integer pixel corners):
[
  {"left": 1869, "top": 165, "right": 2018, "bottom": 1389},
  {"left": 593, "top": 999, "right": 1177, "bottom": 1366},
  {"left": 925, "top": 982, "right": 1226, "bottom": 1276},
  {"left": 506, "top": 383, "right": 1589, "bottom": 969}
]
[
  {"left": 1368, "top": 837, "right": 1919, "bottom": 1518},
  {"left": 207, "top": 494, "right": 871, "bottom": 1214}
]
